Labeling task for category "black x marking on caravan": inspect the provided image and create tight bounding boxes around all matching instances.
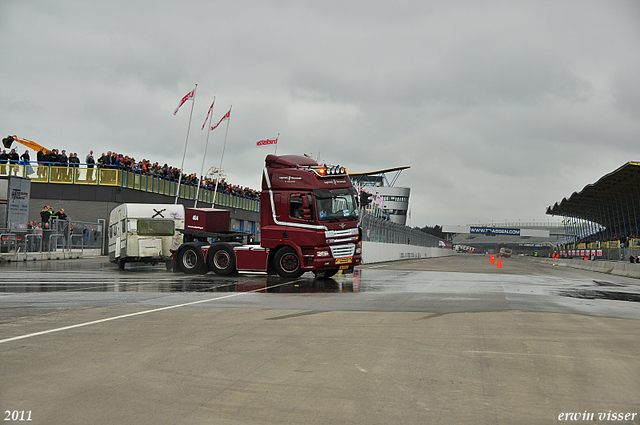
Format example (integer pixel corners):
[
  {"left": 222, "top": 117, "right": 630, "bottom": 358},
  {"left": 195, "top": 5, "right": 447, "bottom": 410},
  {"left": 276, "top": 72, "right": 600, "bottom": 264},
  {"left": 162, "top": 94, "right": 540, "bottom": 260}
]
[{"left": 152, "top": 208, "right": 166, "bottom": 218}]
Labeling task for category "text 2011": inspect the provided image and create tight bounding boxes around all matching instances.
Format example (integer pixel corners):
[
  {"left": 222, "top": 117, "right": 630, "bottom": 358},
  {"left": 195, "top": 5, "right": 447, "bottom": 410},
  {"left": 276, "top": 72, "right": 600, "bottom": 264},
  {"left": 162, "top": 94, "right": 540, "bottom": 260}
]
[{"left": 4, "top": 411, "right": 32, "bottom": 421}]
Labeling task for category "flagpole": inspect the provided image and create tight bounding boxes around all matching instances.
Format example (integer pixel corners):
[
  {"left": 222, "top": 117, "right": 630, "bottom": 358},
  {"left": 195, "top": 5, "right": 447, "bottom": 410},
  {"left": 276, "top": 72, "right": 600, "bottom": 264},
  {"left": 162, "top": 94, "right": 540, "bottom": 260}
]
[
  {"left": 174, "top": 84, "right": 197, "bottom": 204},
  {"left": 274, "top": 133, "right": 279, "bottom": 154},
  {"left": 212, "top": 105, "right": 232, "bottom": 206},
  {"left": 194, "top": 96, "right": 215, "bottom": 207}
]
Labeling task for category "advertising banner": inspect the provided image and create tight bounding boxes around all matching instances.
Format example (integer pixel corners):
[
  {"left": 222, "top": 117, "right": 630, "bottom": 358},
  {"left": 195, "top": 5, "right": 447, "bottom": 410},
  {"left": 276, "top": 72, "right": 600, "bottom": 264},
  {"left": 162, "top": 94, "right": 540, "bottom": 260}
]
[{"left": 470, "top": 227, "right": 521, "bottom": 236}]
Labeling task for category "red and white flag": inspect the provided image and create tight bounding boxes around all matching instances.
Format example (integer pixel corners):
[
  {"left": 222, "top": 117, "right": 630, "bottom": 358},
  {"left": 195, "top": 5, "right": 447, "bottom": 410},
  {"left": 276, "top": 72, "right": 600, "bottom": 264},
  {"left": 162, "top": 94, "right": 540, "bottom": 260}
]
[
  {"left": 256, "top": 137, "right": 278, "bottom": 147},
  {"left": 211, "top": 109, "right": 231, "bottom": 130},
  {"left": 201, "top": 98, "right": 215, "bottom": 129},
  {"left": 173, "top": 87, "right": 196, "bottom": 115}
]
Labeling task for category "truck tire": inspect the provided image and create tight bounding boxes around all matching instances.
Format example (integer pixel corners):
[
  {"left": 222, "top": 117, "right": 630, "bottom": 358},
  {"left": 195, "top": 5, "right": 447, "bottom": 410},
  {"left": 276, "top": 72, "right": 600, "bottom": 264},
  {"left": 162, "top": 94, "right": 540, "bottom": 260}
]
[
  {"left": 177, "top": 243, "right": 205, "bottom": 274},
  {"left": 274, "top": 247, "right": 304, "bottom": 278},
  {"left": 206, "top": 243, "right": 237, "bottom": 276}
]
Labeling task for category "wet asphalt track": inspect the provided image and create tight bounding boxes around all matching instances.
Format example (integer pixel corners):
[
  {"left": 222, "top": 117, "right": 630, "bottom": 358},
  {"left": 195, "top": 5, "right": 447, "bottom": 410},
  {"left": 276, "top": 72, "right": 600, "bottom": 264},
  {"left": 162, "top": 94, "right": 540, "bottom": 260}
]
[{"left": 0, "top": 255, "right": 639, "bottom": 424}]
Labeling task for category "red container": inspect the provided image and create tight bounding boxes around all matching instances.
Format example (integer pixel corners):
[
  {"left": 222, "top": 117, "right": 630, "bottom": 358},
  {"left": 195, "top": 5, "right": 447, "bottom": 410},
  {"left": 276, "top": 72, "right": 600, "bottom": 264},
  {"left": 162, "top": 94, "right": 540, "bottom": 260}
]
[{"left": 184, "top": 208, "right": 230, "bottom": 233}]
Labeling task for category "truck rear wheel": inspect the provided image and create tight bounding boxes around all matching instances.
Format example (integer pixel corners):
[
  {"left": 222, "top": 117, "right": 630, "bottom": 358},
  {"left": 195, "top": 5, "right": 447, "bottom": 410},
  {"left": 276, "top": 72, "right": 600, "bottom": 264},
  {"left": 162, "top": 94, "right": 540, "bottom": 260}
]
[
  {"left": 206, "top": 244, "right": 237, "bottom": 276},
  {"left": 177, "top": 243, "right": 205, "bottom": 274},
  {"left": 274, "top": 247, "right": 303, "bottom": 278}
]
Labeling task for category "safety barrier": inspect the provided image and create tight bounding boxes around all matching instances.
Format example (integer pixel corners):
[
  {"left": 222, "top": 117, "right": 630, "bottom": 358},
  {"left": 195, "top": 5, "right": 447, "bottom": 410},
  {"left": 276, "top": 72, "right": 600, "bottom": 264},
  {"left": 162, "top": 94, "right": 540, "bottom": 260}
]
[
  {"left": 0, "top": 218, "right": 104, "bottom": 260},
  {"left": 362, "top": 242, "right": 455, "bottom": 264},
  {"left": 544, "top": 257, "right": 640, "bottom": 279}
]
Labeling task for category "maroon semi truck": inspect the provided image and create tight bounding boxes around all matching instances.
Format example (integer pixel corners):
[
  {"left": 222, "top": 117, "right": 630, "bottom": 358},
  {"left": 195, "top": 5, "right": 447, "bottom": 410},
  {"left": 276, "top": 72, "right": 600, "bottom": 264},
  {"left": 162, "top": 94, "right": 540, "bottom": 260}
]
[{"left": 172, "top": 154, "right": 362, "bottom": 278}]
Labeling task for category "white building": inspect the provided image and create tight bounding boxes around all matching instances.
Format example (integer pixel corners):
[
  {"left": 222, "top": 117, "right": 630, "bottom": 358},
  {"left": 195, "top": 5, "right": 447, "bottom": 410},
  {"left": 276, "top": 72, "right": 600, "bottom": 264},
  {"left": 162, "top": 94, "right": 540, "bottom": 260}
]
[{"left": 349, "top": 166, "right": 411, "bottom": 225}]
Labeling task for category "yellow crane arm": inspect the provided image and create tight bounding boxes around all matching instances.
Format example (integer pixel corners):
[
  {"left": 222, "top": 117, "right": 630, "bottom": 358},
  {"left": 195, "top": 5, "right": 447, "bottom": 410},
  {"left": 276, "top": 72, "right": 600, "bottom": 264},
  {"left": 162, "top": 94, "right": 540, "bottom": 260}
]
[{"left": 2, "top": 135, "right": 49, "bottom": 153}]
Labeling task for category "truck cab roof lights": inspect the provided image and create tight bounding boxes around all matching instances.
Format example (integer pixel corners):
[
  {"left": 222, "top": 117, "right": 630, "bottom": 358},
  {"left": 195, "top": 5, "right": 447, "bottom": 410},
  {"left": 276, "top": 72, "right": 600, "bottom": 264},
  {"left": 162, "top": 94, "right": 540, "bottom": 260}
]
[{"left": 312, "top": 165, "right": 346, "bottom": 177}]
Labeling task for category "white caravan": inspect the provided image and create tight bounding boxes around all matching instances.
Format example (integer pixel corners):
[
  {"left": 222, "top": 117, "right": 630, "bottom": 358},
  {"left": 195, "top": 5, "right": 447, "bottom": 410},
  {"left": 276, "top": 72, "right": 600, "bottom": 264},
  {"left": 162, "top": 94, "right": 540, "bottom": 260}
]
[{"left": 108, "top": 203, "right": 185, "bottom": 269}]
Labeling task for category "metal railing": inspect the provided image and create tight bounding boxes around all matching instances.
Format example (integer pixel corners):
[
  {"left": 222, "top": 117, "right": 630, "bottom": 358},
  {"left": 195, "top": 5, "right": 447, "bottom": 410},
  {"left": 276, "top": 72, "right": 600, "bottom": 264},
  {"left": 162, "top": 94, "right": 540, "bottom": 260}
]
[
  {"left": 0, "top": 219, "right": 104, "bottom": 254},
  {"left": 361, "top": 212, "right": 443, "bottom": 247},
  {"left": 0, "top": 163, "right": 260, "bottom": 212}
]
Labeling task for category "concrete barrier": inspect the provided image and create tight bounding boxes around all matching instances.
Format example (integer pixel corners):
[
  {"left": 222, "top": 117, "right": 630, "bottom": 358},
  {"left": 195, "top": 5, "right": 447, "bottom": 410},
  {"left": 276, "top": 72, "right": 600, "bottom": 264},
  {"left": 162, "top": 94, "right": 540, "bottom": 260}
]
[
  {"left": 362, "top": 242, "right": 456, "bottom": 264},
  {"left": 0, "top": 250, "right": 91, "bottom": 264},
  {"left": 541, "top": 258, "right": 640, "bottom": 279},
  {"left": 2, "top": 243, "right": 456, "bottom": 266}
]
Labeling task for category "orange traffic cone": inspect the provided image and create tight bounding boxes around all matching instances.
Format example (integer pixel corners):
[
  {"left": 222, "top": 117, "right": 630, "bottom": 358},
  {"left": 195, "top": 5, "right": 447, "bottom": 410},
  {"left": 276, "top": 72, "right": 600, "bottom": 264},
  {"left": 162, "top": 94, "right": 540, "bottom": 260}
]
[
  {"left": 496, "top": 254, "right": 502, "bottom": 269},
  {"left": 490, "top": 254, "right": 495, "bottom": 265}
]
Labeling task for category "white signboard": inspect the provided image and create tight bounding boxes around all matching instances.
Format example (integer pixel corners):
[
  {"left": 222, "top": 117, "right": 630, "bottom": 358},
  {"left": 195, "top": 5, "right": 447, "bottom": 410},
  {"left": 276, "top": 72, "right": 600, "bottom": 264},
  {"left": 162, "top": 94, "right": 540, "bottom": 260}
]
[{"left": 6, "top": 177, "right": 31, "bottom": 231}]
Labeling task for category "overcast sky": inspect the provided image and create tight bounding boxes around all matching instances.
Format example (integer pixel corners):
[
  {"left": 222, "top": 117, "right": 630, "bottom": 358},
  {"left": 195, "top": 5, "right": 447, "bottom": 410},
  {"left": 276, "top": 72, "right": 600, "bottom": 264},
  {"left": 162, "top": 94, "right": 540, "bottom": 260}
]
[{"left": 1, "top": 1, "right": 639, "bottom": 228}]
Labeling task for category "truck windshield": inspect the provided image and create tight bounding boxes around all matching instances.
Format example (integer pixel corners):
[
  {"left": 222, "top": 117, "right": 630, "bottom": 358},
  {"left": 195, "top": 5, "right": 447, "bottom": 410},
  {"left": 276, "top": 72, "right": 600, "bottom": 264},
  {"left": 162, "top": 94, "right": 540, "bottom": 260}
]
[
  {"left": 137, "top": 219, "right": 175, "bottom": 236},
  {"left": 314, "top": 188, "right": 359, "bottom": 222}
]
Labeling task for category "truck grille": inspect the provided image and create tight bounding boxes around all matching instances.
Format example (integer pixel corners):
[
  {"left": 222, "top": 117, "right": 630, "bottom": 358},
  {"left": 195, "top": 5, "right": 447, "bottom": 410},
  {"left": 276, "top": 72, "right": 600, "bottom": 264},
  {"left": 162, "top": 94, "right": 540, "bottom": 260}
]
[
  {"left": 325, "top": 228, "right": 358, "bottom": 238},
  {"left": 330, "top": 244, "right": 355, "bottom": 258},
  {"left": 325, "top": 228, "right": 359, "bottom": 244}
]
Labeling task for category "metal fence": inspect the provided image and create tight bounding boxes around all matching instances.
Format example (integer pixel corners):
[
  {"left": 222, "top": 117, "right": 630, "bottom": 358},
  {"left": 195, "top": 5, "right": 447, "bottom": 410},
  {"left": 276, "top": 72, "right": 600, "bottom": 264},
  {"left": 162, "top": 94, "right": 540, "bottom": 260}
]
[
  {"left": 361, "top": 212, "right": 442, "bottom": 247},
  {"left": 0, "top": 218, "right": 104, "bottom": 254}
]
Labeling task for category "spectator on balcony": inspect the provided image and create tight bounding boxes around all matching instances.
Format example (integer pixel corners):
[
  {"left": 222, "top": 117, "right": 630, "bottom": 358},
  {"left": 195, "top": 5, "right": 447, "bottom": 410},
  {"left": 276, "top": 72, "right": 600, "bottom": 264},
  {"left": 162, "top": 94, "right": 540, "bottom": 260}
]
[
  {"left": 85, "top": 150, "right": 95, "bottom": 181},
  {"left": 19, "top": 150, "right": 33, "bottom": 176},
  {"left": 69, "top": 152, "right": 80, "bottom": 180},
  {"left": 8, "top": 148, "right": 19, "bottom": 175},
  {"left": 100, "top": 151, "right": 112, "bottom": 167},
  {"left": 59, "top": 150, "right": 69, "bottom": 180},
  {"left": 49, "top": 149, "right": 59, "bottom": 178},
  {"left": 0, "top": 149, "right": 7, "bottom": 175},
  {"left": 20, "top": 150, "right": 30, "bottom": 164},
  {"left": 37, "top": 147, "right": 47, "bottom": 178}
]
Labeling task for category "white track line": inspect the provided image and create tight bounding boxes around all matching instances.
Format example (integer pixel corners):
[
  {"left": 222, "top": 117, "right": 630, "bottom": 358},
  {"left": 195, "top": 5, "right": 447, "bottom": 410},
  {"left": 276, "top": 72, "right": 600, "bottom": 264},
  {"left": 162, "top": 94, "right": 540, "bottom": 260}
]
[{"left": 0, "top": 280, "right": 298, "bottom": 345}]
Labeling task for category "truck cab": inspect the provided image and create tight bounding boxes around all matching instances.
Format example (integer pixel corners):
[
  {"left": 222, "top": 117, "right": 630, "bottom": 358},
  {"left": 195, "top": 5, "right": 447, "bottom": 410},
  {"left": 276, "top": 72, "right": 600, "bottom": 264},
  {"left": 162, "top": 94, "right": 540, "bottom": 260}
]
[
  {"left": 167, "top": 154, "right": 362, "bottom": 278},
  {"left": 258, "top": 154, "right": 361, "bottom": 277}
]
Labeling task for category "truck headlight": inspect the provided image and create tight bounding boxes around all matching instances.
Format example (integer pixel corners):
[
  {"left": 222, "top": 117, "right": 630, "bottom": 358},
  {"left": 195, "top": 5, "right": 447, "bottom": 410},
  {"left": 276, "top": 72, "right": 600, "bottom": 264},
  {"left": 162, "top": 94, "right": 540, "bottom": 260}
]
[{"left": 316, "top": 250, "right": 330, "bottom": 257}]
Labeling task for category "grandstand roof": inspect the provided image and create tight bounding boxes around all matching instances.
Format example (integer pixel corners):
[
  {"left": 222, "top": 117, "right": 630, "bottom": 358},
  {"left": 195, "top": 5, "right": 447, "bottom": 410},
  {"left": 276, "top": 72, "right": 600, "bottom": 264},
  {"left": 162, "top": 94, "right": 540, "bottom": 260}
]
[
  {"left": 348, "top": 165, "right": 410, "bottom": 176},
  {"left": 547, "top": 162, "right": 640, "bottom": 217},
  {"left": 349, "top": 166, "right": 410, "bottom": 188},
  {"left": 546, "top": 162, "right": 640, "bottom": 241}
]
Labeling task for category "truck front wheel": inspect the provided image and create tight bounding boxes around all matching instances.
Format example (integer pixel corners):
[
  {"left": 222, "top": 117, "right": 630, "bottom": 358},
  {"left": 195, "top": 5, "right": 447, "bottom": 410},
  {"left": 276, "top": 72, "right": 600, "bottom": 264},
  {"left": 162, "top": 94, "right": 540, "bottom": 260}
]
[
  {"left": 274, "top": 247, "right": 304, "bottom": 278},
  {"left": 207, "top": 244, "right": 237, "bottom": 276},
  {"left": 177, "top": 243, "right": 205, "bottom": 274}
]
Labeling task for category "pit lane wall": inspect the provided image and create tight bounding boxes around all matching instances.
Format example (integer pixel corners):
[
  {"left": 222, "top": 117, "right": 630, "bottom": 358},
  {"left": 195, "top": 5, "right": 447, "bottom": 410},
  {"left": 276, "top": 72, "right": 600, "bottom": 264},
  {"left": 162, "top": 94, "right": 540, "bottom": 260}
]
[{"left": 361, "top": 242, "right": 456, "bottom": 264}]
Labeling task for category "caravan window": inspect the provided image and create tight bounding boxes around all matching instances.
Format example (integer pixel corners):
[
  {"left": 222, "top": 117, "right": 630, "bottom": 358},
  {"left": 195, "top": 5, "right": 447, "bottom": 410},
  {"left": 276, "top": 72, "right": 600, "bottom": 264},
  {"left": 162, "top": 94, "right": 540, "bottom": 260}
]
[{"left": 137, "top": 219, "right": 175, "bottom": 236}]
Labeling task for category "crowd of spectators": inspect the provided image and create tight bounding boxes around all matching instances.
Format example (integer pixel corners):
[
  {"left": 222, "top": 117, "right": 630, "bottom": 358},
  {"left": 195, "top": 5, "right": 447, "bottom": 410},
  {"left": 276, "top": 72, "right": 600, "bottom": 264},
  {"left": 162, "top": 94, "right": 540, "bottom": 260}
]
[
  {"left": 91, "top": 150, "right": 261, "bottom": 200},
  {"left": 0, "top": 147, "right": 261, "bottom": 200}
]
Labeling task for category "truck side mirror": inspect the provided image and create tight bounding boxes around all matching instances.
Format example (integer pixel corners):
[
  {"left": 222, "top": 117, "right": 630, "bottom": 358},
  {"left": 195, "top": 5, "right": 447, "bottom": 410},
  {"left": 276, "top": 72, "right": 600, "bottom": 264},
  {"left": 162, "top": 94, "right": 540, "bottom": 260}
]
[{"left": 301, "top": 195, "right": 312, "bottom": 221}]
